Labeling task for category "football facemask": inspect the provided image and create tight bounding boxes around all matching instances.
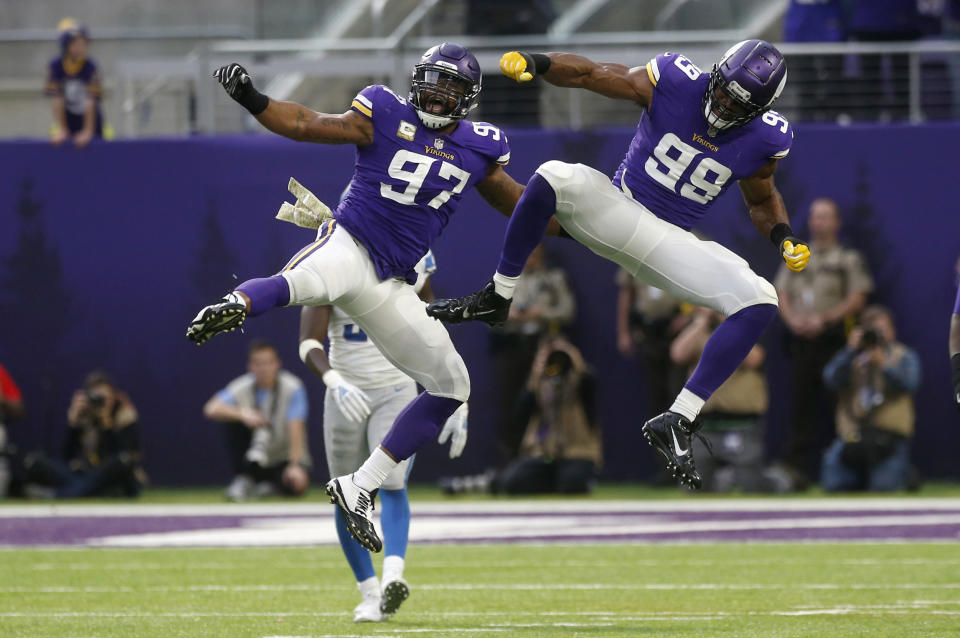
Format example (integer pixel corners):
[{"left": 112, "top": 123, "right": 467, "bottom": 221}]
[{"left": 411, "top": 65, "right": 480, "bottom": 129}]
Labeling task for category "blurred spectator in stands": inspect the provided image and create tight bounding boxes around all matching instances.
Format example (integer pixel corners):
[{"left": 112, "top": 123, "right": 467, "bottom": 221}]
[
  {"left": 23, "top": 371, "right": 145, "bottom": 498},
  {"left": 465, "top": 0, "right": 555, "bottom": 125},
  {"left": 821, "top": 305, "right": 921, "bottom": 491},
  {"left": 204, "top": 340, "right": 311, "bottom": 501},
  {"left": 950, "top": 260, "right": 960, "bottom": 411},
  {"left": 616, "top": 269, "right": 689, "bottom": 417},
  {"left": 490, "top": 244, "right": 575, "bottom": 464},
  {"left": 45, "top": 18, "right": 103, "bottom": 148},
  {"left": 847, "top": 0, "right": 924, "bottom": 121},
  {"left": 671, "top": 308, "right": 781, "bottom": 492},
  {"left": 782, "top": 0, "right": 848, "bottom": 123},
  {"left": 495, "top": 335, "right": 601, "bottom": 494},
  {"left": 0, "top": 364, "right": 24, "bottom": 498},
  {"left": 776, "top": 198, "right": 873, "bottom": 487},
  {"left": 943, "top": 0, "right": 960, "bottom": 119}
]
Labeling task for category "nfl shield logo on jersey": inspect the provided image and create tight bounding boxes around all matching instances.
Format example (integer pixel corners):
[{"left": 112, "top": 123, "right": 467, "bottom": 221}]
[{"left": 433, "top": 138, "right": 445, "bottom": 150}]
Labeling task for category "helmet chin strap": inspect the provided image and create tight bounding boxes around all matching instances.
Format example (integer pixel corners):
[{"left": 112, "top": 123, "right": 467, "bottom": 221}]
[{"left": 416, "top": 109, "right": 455, "bottom": 129}]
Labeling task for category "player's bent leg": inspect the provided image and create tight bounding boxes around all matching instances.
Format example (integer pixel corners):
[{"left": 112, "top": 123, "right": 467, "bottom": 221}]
[
  {"left": 186, "top": 291, "right": 249, "bottom": 344},
  {"left": 328, "top": 280, "right": 468, "bottom": 552}
]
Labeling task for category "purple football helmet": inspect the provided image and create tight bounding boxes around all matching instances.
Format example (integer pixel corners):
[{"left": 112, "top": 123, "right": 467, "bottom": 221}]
[
  {"left": 410, "top": 43, "right": 482, "bottom": 129},
  {"left": 703, "top": 39, "right": 787, "bottom": 133}
]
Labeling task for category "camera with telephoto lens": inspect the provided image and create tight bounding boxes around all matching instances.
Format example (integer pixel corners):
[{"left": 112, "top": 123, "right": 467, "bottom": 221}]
[{"left": 859, "top": 328, "right": 884, "bottom": 351}]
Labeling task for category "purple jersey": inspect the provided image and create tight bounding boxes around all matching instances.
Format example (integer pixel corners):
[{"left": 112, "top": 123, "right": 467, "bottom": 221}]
[
  {"left": 612, "top": 52, "right": 793, "bottom": 231},
  {"left": 334, "top": 84, "right": 510, "bottom": 283},
  {"left": 45, "top": 56, "right": 103, "bottom": 135}
]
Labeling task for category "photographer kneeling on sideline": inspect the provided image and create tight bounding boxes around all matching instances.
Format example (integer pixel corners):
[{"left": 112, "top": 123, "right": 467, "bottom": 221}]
[{"left": 821, "top": 306, "right": 921, "bottom": 492}]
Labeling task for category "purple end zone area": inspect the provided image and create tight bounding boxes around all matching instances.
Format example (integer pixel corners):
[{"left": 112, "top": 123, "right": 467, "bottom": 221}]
[{"left": 1, "top": 505, "right": 958, "bottom": 547}]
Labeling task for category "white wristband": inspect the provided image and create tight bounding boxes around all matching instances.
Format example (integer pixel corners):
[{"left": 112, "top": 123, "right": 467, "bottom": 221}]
[
  {"left": 299, "top": 338, "right": 324, "bottom": 363},
  {"left": 322, "top": 368, "right": 344, "bottom": 388}
]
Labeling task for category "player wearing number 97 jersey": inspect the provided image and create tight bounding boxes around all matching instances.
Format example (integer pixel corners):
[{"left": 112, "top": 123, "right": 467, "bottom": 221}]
[
  {"left": 188, "top": 43, "right": 546, "bottom": 553},
  {"left": 427, "top": 40, "right": 812, "bottom": 491}
]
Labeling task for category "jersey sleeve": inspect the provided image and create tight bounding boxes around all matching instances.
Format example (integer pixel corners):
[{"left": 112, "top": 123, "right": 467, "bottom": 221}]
[
  {"left": 349, "top": 86, "right": 377, "bottom": 119},
  {"left": 465, "top": 121, "right": 510, "bottom": 165},
  {"left": 86, "top": 61, "right": 103, "bottom": 100},
  {"left": 44, "top": 59, "right": 62, "bottom": 97},
  {"left": 645, "top": 52, "right": 703, "bottom": 92},
  {"left": 350, "top": 84, "right": 407, "bottom": 122},
  {"left": 763, "top": 111, "right": 794, "bottom": 160}
]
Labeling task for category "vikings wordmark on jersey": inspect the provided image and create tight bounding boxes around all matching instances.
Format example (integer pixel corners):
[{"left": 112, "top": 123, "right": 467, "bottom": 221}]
[{"left": 613, "top": 52, "right": 793, "bottom": 231}]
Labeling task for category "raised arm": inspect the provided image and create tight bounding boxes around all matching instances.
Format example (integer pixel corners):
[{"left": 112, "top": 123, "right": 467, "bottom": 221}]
[
  {"left": 740, "top": 160, "right": 810, "bottom": 273},
  {"left": 474, "top": 163, "right": 567, "bottom": 236},
  {"left": 500, "top": 51, "right": 653, "bottom": 106},
  {"left": 299, "top": 306, "right": 333, "bottom": 379},
  {"left": 213, "top": 63, "right": 373, "bottom": 146}
]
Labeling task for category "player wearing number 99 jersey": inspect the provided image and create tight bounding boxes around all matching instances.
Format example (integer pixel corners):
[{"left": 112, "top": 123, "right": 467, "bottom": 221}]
[
  {"left": 427, "top": 40, "right": 813, "bottom": 491},
  {"left": 188, "top": 43, "right": 545, "bottom": 553}
]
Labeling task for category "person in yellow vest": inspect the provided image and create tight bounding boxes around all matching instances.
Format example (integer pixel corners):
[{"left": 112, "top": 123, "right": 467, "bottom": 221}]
[
  {"left": 497, "top": 335, "right": 601, "bottom": 494},
  {"left": 671, "top": 307, "right": 774, "bottom": 492},
  {"left": 821, "top": 305, "right": 921, "bottom": 491}
]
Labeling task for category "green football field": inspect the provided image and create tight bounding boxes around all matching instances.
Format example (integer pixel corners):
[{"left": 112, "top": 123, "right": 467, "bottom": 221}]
[{"left": 3, "top": 542, "right": 960, "bottom": 638}]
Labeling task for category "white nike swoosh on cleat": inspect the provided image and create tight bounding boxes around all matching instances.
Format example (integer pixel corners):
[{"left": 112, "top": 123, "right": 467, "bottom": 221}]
[{"left": 670, "top": 428, "right": 689, "bottom": 457}]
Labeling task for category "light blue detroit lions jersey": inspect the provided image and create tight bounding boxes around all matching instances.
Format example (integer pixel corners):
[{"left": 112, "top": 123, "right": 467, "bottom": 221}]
[
  {"left": 612, "top": 52, "right": 793, "bottom": 231},
  {"left": 334, "top": 85, "right": 509, "bottom": 283}
]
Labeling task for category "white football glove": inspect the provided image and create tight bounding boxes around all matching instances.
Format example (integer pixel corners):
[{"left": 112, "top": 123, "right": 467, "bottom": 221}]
[
  {"left": 438, "top": 404, "right": 469, "bottom": 459},
  {"left": 322, "top": 369, "right": 371, "bottom": 424}
]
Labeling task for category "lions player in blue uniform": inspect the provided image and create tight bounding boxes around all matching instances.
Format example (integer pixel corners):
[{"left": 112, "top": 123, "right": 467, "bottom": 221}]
[
  {"left": 428, "top": 40, "right": 813, "bottom": 490},
  {"left": 188, "top": 43, "right": 537, "bottom": 552}
]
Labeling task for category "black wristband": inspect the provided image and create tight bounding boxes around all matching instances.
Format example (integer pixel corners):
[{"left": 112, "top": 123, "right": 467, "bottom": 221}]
[
  {"left": 769, "top": 223, "right": 793, "bottom": 249},
  {"left": 529, "top": 53, "right": 552, "bottom": 75},
  {"left": 951, "top": 353, "right": 960, "bottom": 389},
  {"left": 238, "top": 87, "right": 270, "bottom": 116}
]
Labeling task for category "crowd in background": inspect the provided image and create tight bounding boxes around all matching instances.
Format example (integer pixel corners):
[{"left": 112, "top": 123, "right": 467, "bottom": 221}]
[{"left": 0, "top": 195, "right": 941, "bottom": 499}]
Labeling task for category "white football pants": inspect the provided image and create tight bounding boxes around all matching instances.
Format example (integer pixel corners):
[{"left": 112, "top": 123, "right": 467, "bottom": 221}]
[
  {"left": 324, "top": 382, "right": 418, "bottom": 490},
  {"left": 537, "top": 160, "right": 778, "bottom": 315},
  {"left": 281, "top": 220, "right": 470, "bottom": 401}
]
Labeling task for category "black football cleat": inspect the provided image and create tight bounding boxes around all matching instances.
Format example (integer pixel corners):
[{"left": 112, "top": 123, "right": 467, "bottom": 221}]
[
  {"left": 379, "top": 579, "right": 410, "bottom": 616},
  {"left": 325, "top": 475, "right": 382, "bottom": 553},
  {"left": 187, "top": 292, "right": 247, "bottom": 345},
  {"left": 642, "top": 411, "right": 703, "bottom": 490},
  {"left": 425, "top": 280, "right": 511, "bottom": 326}
]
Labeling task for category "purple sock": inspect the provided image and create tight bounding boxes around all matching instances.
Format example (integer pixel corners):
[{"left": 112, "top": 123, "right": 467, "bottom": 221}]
[
  {"left": 236, "top": 276, "right": 290, "bottom": 316},
  {"left": 381, "top": 392, "right": 462, "bottom": 461},
  {"left": 496, "top": 173, "right": 557, "bottom": 277},
  {"left": 685, "top": 303, "right": 778, "bottom": 399}
]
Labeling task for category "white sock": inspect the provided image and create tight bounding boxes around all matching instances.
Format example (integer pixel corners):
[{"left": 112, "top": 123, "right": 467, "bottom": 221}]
[
  {"left": 492, "top": 271, "right": 519, "bottom": 300},
  {"left": 352, "top": 447, "right": 398, "bottom": 492},
  {"left": 382, "top": 555, "right": 405, "bottom": 584},
  {"left": 669, "top": 388, "right": 706, "bottom": 423},
  {"left": 358, "top": 576, "right": 380, "bottom": 600}
]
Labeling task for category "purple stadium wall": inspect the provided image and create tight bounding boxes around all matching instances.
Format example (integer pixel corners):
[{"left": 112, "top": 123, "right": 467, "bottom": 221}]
[{"left": 0, "top": 123, "right": 957, "bottom": 485}]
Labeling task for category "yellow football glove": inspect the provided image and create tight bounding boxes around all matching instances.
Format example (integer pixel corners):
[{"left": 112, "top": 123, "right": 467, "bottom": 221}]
[
  {"left": 500, "top": 51, "right": 535, "bottom": 82},
  {"left": 781, "top": 239, "right": 811, "bottom": 272}
]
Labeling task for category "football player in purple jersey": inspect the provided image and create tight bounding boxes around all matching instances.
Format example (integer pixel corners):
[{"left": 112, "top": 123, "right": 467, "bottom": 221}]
[
  {"left": 187, "top": 43, "right": 554, "bottom": 552},
  {"left": 427, "top": 40, "right": 812, "bottom": 490}
]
